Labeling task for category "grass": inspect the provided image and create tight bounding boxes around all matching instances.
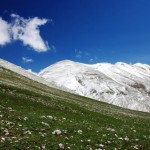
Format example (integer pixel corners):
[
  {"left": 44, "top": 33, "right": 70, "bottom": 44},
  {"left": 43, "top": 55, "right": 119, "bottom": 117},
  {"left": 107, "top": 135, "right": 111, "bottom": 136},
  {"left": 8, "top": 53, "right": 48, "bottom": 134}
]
[{"left": 0, "top": 67, "right": 150, "bottom": 150}]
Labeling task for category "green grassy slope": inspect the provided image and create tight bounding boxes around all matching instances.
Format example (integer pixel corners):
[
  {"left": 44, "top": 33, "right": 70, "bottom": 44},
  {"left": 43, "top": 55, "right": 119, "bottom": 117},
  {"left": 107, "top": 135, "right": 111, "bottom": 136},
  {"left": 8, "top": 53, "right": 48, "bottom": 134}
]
[{"left": 0, "top": 67, "right": 150, "bottom": 150}]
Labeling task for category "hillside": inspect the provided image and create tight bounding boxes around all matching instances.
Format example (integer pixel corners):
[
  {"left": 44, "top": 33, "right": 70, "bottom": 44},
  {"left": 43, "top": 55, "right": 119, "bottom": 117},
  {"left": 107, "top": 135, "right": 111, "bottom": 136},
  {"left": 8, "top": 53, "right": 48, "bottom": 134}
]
[
  {"left": 39, "top": 60, "right": 150, "bottom": 112},
  {"left": 0, "top": 60, "right": 150, "bottom": 149}
]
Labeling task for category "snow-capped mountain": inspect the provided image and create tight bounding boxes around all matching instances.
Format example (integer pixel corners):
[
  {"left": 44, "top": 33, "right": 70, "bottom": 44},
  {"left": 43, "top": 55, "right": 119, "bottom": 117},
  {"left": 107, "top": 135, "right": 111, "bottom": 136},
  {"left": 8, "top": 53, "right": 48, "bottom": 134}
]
[
  {"left": 39, "top": 60, "right": 150, "bottom": 112},
  {"left": 1, "top": 58, "right": 150, "bottom": 112}
]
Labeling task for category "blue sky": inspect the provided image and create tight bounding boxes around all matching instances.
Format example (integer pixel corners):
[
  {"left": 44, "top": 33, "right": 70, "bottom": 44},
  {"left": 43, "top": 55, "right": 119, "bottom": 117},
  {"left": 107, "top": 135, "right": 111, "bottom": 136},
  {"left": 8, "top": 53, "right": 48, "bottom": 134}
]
[{"left": 0, "top": 0, "right": 150, "bottom": 72}]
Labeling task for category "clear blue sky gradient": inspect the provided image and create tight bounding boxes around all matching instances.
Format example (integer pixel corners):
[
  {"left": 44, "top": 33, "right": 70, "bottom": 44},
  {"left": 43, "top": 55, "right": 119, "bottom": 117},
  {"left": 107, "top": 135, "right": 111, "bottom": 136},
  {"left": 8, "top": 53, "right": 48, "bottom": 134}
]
[{"left": 0, "top": 0, "right": 150, "bottom": 72}]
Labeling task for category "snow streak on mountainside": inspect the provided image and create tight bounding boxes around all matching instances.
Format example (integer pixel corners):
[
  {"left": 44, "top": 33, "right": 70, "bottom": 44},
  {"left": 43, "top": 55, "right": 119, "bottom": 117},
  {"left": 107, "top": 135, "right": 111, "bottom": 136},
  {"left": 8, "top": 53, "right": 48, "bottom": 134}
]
[
  {"left": 39, "top": 60, "right": 150, "bottom": 112},
  {"left": 0, "top": 59, "right": 54, "bottom": 88}
]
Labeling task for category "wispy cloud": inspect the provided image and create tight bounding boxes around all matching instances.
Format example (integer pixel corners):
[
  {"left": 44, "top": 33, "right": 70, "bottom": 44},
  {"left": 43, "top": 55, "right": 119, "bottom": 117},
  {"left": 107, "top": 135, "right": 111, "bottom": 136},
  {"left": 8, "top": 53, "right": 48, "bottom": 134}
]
[
  {"left": 89, "top": 58, "right": 94, "bottom": 62},
  {"left": 0, "top": 14, "right": 49, "bottom": 52},
  {"left": 75, "top": 49, "right": 98, "bottom": 63},
  {"left": 89, "top": 56, "right": 98, "bottom": 63},
  {"left": 22, "top": 57, "right": 33, "bottom": 63},
  {"left": 0, "top": 18, "right": 11, "bottom": 45},
  {"left": 75, "top": 49, "right": 82, "bottom": 58},
  {"left": 51, "top": 45, "right": 56, "bottom": 52}
]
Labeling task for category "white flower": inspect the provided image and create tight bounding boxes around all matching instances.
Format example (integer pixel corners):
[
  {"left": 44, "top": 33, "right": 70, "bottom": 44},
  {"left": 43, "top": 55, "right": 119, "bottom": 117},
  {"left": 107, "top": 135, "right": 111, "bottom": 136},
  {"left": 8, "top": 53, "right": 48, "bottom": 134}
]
[
  {"left": 24, "top": 117, "right": 28, "bottom": 120},
  {"left": 52, "top": 129, "right": 62, "bottom": 135},
  {"left": 133, "top": 145, "right": 139, "bottom": 149},
  {"left": 47, "top": 116, "right": 53, "bottom": 119},
  {"left": 39, "top": 132, "right": 46, "bottom": 137},
  {"left": 124, "top": 136, "right": 129, "bottom": 141},
  {"left": 65, "top": 137, "right": 69, "bottom": 140},
  {"left": 24, "top": 130, "right": 32, "bottom": 135},
  {"left": 77, "top": 130, "right": 82, "bottom": 134},
  {"left": 63, "top": 130, "right": 68, "bottom": 134},
  {"left": 58, "top": 143, "right": 64, "bottom": 149},
  {"left": 107, "top": 128, "right": 115, "bottom": 132},
  {"left": 41, "top": 122, "right": 49, "bottom": 126},
  {"left": 99, "top": 144, "right": 104, "bottom": 147},
  {"left": 1, "top": 137, "right": 5, "bottom": 142},
  {"left": 87, "top": 139, "right": 91, "bottom": 142},
  {"left": 42, "top": 144, "right": 46, "bottom": 149},
  {"left": 133, "top": 130, "right": 136, "bottom": 132}
]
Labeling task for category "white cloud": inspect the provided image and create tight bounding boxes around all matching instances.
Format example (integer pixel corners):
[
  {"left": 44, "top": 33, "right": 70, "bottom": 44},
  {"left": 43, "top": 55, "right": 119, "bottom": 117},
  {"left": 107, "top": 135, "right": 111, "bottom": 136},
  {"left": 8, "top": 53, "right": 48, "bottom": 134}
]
[
  {"left": 0, "top": 14, "right": 49, "bottom": 52},
  {"left": 0, "top": 17, "right": 11, "bottom": 45},
  {"left": 22, "top": 57, "right": 33, "bottom": 63},
  {"left": 11, "top": 14, "right": 49, "bottom": 52}
]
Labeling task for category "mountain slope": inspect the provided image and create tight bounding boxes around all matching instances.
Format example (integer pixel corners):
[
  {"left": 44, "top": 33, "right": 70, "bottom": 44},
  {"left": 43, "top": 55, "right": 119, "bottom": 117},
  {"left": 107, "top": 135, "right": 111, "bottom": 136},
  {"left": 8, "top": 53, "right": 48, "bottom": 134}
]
[
  {"left": 0, "top": 59, "right": 150, "bottom": 149},
  {"left": 39, "top": 60, "right": 150, "bottom": 112},
  {"left": 0, "top": 59, "right": 55, "bottom": 88}
]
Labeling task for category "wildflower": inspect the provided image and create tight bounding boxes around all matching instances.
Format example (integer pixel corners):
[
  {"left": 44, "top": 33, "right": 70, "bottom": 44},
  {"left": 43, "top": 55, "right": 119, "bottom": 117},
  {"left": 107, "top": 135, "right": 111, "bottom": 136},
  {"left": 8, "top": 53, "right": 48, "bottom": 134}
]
[
  {"left": 63, "top": 130, "right": 68, "bottom": 134},
  {"left": 24, "top": 130, "right": 32, "bottom": 135},
  {"left": 65, "top": 137, "right": 69, "bottom": 140},
  {"left": 42, "top": 144, "right": 46, "bottom": 149},
  {"left": 24, "top": 117, "right": 28, "bottom": 120},
  {"left": 124, "top": 136, "right": 129, "bottom": 141},
  {"left": 41, "top": 122, "right": 49, "bottom": 126},
  {"left": 58, "top": 143, "right": 64, "bottom": 149},
  {"left": 52, "top": 129, "right": 62, "bottom": 135},
  {"left": 77, "top": 129, "right": 82, "bottom": 134},
  {"left": 47, "top": 116, "right": 53, "bottom": 119},
  {"left": 1, "top": 137, "right": 5, "bottom": 142},
  {"left": 99, "top": 144, "right": 104, "bottom": 147},
  {"left": 133, "top": 130, "right": 136, "bottom": 132},
  {"left": 107, "top": 128, "right": 115, "bottom": 132}
]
